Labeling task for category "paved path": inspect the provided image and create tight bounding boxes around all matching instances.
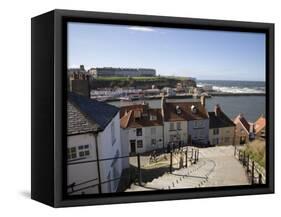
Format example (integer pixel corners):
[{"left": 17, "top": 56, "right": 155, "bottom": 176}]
[
  {"left": 199, "top": 146, "right": 250, "bottom": 187},
  {"left": 126, "top": 146, "right": 249, "bottom": 192}
]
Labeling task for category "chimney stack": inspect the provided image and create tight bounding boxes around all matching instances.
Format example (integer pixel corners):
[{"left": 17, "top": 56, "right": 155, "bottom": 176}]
[
  {"left": 214, "top": 104, "right": 221, "bottom": 116},
  {"left": 71, "top": 75, "right": 91, "bottom": 98},
  {"left": 200, "top": 95, "right": 206, "bottom": 107}
]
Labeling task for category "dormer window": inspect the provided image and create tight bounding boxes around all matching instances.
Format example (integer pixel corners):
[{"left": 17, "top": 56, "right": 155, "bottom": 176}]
[
  {"left": 191, "top": 105, "right": 197, "bottom": 113},
  {"left": 150, "top": 114, "right": 157, "bottom": 121},
  {"left": 134, "top": 110, "right": 141, "bottom": 120},
  {"left": 176, "top": 105, "right": 181, "bottom": 115}
]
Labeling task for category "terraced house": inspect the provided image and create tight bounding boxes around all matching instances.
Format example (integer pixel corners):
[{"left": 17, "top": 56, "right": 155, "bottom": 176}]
[
  {"left": 120, "top": 103, "right": 164, "bottom": 154},
  {"left": 161, "top": 96, "right": 209, "bottom": 147},
  {"left": 233, "top": 113, "right": 253, "bottom": 145},
  {"left": 208, "top": 105, "right": 236, "bottom": 146}
]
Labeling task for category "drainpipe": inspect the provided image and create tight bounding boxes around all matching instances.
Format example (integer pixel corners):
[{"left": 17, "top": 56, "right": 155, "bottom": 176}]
[
  {"left": 93, "top": 132, "right": 102, "bottom": 194},
  {"left": 162, "top": 124, "right": 165, "bottom": 150}
]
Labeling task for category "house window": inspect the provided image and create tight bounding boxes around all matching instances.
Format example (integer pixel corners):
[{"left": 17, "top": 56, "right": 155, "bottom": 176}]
[
  {"left": 136, "top": 128, "right": 142, "bottom": 136},
  {"left": 151, "top": 127, "right": 156, "bottom": 135},
  {"left": 151, "top": 138, "right": 156, "bottom": 146},
  {"left": 150, "top": 115, "right": 157, "bottom": 121},
  {"left": 78, "top": 144, "right": 90, "bottom": 158},
  {"left": 137, "top": 140, "right": 143, "bottom": 148},
  {"left": 170, "top": 122, "right": 175, "bottom": 130},
  {"left": 111, "top": 122, "right": 116, "bottom": 145},
  {"left": 68, "top": 147, "right": 77, "bottom": 160},
  {"left": 194, "top": 120, "right": 203, "bottom": 128},
  {"left": 169, "top": 135, "right": 174, "bottom": 142},
  {"left": 213, "top": 128, "right": 219, "bottom": 135},
  {"left": 176, "top": 122, "right": 181, "bottom": 130}
]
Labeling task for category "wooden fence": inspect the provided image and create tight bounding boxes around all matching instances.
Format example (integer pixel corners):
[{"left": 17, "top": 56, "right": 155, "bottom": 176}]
[{"left": 234, "top": 146, "right": 266, "bottom": 184}]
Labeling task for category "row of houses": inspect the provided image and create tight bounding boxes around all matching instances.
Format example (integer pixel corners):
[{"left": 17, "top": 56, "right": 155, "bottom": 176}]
[
  {"left": 119, "top": 96, "right": 266, "bottom": 154},
  {"left": 67, "top": 92, "right": 265, "bottom": 195}
]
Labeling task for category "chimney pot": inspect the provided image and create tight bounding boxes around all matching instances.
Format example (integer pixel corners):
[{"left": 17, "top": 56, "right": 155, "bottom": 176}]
[{"left": 214, "top": 104, "right": 221, "bottom": 116}]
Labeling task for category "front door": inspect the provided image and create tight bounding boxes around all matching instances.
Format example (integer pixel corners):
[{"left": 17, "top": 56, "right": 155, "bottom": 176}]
[
  {"left": 130, "top": 140, "right": 136, "bottom": 154},
  {"left": 240, "top": 136, "right": 246, "bottom": 144}
]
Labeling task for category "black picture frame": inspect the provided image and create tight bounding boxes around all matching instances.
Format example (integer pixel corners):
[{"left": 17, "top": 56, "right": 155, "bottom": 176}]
[{"left": 31, "top": 9, "right": 274, "bottom": 207}]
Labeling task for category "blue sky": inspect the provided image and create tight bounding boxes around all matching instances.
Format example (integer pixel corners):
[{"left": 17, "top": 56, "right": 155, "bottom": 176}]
[{"left": 68, "top": 22, "right": 266, "bottom": 81}]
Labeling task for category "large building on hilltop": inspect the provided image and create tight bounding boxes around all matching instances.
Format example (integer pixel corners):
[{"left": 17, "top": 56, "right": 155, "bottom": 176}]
[{"left": 88, "top": 67, "right": 156, "bottom": 77}]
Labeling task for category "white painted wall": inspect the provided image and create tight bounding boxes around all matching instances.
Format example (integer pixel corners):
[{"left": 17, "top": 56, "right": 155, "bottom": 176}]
[
  {"left": 67, "top": 112, "right": 129, "bottom": 195},
  {"left": 124, "top": 125, "right": 164, "bottom": 153},
  {"left": 163, "top": 121, "right": 188, "bottom": 147},
  {"left": 188, "top": 119, "right": 209, "bottom": 145},
  {"left": 98, "top": 113, "right": 124, "bottom": 193},
  {"left": 67, "top": 133, "right": 99, "bottom": 195}
]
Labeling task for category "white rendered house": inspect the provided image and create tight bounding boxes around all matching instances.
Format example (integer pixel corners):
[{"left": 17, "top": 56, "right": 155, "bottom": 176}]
[
  {"left": 120, "top": 104, "right": 164, "bottom": 154},
  {"left": 161, "top": 97, "right": 209, "bottom": 147},
  {"left": 67, "top": 92, "right": 128, "bottom": 195}
]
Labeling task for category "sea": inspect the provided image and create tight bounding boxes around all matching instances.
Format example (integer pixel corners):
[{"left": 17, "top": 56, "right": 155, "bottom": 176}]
[{"left": 109, "top": 80, "right": 266, "bottom": 122}]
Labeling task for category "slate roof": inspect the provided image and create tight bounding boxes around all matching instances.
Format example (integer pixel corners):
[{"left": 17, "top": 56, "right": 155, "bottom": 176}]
[
  {"left": 67, "top": 101, "right": 99, "bottom": 135},
  {"left": 233, "top": 114, "right": 250, "bottom": 133},
  {"left": 163, "top": 101, "right": 208, "bottom": 122},
  {"left": 67, "top": 92, "right": 119, "bottom": 135},
  {"left": 120, "top": 104, "right": 163, "bottom": 128},
  {"left": 208, "top": 110, "right": 235, "bottom": 129}
]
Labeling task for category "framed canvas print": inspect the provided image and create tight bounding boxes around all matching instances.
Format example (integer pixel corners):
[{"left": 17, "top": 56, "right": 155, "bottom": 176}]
[{"left": 31, "top": 9, "right": 274, "bottom": 207}]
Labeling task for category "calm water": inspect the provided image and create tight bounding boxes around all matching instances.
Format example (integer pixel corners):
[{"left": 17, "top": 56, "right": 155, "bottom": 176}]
[
  {"left": 109, "top": 96, "right": 265, "bottom": 122},
  {"left": 108, "top": 80, "right": 265, "bottom": 122}
]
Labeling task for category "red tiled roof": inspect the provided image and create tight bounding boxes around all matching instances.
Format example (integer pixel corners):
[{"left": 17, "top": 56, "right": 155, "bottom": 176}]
[
  {"left": 254, "top": 116, "right": 266, "bottom": 133},
  {"left": 163, "top": 101, "right": 208, "bottom": 122},
  {"left": 120, "top": 105, "right": 163, "bottom": 128}
]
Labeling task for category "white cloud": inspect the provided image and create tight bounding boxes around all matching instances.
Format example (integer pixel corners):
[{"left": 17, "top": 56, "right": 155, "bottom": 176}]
[{"left": 128, "top": 26, "right": 155, "bottom": 32}]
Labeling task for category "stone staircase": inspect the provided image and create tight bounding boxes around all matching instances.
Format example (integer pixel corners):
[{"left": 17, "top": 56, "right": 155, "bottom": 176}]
[{"left": 126, "top": 158, "right": 216, "bottom": 192}]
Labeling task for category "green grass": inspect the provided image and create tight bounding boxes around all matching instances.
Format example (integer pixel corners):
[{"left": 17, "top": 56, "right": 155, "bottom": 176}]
[{"left": 243, "top": 139, "right": 266, "bottom": 168}]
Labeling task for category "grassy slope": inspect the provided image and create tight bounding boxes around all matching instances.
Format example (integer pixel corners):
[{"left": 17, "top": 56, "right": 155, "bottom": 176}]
[{"left": 244, "top": 138, "right": 266, "bottom": 168}]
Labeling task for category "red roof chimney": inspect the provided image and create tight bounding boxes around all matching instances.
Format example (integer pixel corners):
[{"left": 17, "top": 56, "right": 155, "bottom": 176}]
[{"left": 200, "top": 95, "right": 206, "bottom": 108}]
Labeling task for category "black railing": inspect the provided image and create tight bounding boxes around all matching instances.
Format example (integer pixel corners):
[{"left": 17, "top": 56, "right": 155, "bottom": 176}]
[
  {"left": 67, "top": 147, "right": 200, "bottom": 195},
  {"left": 234, "top": 146, "right": 266, "bottom": 185}
]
